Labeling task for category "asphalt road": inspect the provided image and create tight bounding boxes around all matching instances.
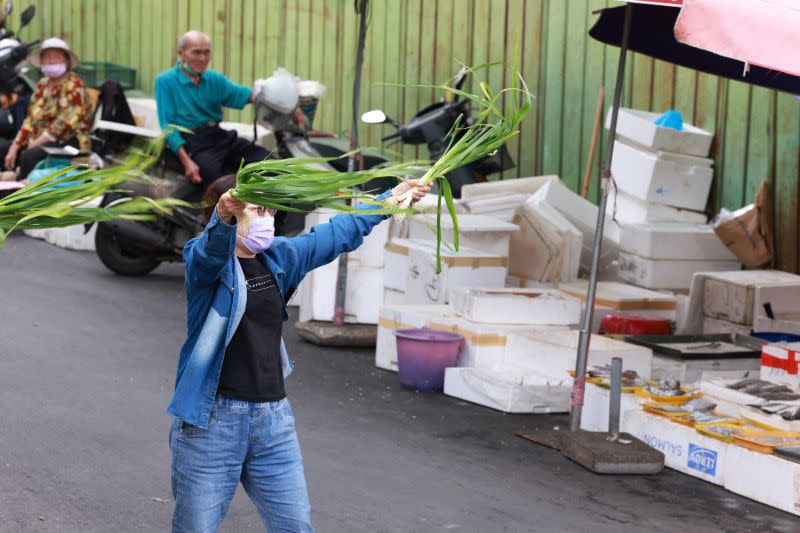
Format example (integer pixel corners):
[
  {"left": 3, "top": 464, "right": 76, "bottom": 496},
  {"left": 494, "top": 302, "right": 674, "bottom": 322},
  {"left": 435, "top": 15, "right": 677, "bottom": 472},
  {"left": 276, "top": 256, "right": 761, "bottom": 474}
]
[{"left": 0, "top": 234, "right": 797, "bottom": 533}]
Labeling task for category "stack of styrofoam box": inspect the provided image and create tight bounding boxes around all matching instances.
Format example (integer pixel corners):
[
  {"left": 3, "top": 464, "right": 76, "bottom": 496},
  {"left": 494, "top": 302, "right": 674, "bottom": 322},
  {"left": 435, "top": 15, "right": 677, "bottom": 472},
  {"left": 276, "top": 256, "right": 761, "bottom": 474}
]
[
  {"left": 607, "top": 222, "right": 740, "bottom": 290},
  {"left": 699, "top": 270, "right": 800, "bottom": 335},
  {"left": 382, "top": 238, "right": 508, "bottom": 306},
  {"left": 378, "top": 287, "right": 582, "bottom": 413},
  {"left": 297, "top": 208, "right": 390, "bottom": 323},
  {"left": 459, "top": 175, "right": 559, "bottom": 223},
  {"left": 603, "top": 108, "right": 742, "bottom": 289}
]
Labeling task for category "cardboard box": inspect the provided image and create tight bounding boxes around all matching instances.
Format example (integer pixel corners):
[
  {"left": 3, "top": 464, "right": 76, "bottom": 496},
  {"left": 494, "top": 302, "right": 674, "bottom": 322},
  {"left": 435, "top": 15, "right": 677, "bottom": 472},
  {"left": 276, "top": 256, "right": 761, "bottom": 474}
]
[
  {"left": 702, "top": 271, "right": 800, "bottom": 325},
  {"left": 610, "top": 139, "right": 714, "bottom": 211},
  {"left": 761, "top": 342, "right": 800, "bottom": 390},
  {"left": 376, "top": 305, "right": 567, "bottom": 372},
  {"left": 509, "top": 194, "right": 581, "bottom": 283},
  {"left": 503, "top": 330, "right": 654, "bottom": 379},
  {"left": 443, "top": 366, "right": 572, "bottom": 414},
  {"left": 405, "top": 247, "right": 508, "bottom": 305},
  {"left": 449, "top": 287, "right": 581, "bottom": 326},
  {"left": 383, "top": 238, "right": 506, "bottom": 294},
  {"left": 605, "top": 107, "right": 713, "bottom": 157},
  {"left": 605, "top": 189, "right": 707, "bottom": 224},
  {"left": 618, "top": 252, "right": 740, "bottom": 290},
  {"left": 299, "top": 261, "right": 382, "bottom": 324},
  {"left": 407, "top": 213, "right": 519, "bottom": 257},
  {"left": 607, "top": 222, "right": 736, "bottom": 261},
  {"left": 713, "top": 179, "right": 774, "bottom": 269}
]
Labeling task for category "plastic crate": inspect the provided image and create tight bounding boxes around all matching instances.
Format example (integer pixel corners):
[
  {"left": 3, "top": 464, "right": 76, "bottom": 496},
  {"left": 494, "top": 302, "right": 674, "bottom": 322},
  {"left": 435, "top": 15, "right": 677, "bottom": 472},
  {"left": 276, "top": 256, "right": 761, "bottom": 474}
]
[{"left": 75, "top": 62, "right": 136, "bottom": 90}]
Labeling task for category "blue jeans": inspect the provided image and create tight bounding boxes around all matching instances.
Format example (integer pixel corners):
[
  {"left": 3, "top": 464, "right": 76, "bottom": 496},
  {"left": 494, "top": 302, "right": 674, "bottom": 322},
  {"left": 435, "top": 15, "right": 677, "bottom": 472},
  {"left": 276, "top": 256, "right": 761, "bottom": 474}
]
[{"left": 170, "top": 396, "right": 314, "bottom": 532}]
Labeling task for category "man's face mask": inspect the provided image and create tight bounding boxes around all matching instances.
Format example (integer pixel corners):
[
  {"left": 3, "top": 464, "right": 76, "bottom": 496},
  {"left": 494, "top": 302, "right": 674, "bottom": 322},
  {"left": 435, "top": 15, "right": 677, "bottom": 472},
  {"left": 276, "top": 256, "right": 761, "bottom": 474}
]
[{"left": 239, "top": 212, "right": 275, "bottom": 254}]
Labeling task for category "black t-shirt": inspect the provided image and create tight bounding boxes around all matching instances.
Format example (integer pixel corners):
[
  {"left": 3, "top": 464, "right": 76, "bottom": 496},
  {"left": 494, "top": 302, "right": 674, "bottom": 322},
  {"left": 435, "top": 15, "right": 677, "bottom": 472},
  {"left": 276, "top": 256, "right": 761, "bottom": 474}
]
[{"left": 218, "top": 256, "right": 286, "bottom": 402}]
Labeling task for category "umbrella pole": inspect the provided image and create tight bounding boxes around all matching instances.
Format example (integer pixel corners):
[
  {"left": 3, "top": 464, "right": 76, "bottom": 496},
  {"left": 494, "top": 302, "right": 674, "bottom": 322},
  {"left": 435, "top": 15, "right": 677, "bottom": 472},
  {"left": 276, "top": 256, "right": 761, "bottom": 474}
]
[{"left": 569, "top": 3, "right": 633, "bottom": 433}]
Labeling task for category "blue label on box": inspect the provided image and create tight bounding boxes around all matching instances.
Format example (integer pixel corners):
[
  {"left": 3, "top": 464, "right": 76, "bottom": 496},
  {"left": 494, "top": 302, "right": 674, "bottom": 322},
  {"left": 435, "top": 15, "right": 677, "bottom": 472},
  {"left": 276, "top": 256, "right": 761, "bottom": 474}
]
[{"left": 687, "top": 444, "right": 718, "bottom": 476}]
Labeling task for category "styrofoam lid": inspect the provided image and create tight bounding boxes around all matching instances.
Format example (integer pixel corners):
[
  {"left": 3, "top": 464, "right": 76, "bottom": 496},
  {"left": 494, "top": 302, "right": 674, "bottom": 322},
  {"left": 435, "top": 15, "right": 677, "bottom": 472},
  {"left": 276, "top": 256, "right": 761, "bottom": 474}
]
[
  {"left": 386, "top": 238, "right": 504, "bottom": 258},
  {"left": 420, "top": 213, "right": 519, "bottom": 232},
  {"left": 559, "top": 281, "right": 676, "bottom": 303}
]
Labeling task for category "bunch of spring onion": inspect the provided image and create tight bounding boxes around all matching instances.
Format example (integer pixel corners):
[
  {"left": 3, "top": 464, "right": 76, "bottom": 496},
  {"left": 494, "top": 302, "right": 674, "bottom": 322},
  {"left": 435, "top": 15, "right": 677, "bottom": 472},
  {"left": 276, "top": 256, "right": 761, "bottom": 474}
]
[
  {"left": 0, "top": 137, "right": 188, "bottom": 249},
  {"left": 231, "top": 57, "right": 531, "bottom": 272}
]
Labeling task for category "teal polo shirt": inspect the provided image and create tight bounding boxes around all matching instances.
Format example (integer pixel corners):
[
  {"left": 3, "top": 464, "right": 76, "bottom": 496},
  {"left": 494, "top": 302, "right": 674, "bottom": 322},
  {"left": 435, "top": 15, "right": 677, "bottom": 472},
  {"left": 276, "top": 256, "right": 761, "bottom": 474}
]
[{"left": 154, "top": 62, "right": 252, "bottom": 152}]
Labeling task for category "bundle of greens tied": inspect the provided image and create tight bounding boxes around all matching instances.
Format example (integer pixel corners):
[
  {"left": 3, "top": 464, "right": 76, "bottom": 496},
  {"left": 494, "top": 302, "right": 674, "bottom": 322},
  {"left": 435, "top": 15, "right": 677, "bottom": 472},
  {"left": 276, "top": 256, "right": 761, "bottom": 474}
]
[
  {"left": 232, "top": 58, "right": 531, "bottom": 272},
  {"left": 0, "top": 136, "right": 188, "bottom": 250}
]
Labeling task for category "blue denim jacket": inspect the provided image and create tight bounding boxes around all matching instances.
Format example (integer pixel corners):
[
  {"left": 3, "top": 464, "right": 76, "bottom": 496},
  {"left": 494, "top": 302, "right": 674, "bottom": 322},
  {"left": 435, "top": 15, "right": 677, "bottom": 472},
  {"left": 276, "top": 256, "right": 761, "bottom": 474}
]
[{"left": 167, "top": 194, "right": 390, "bottom": 428}]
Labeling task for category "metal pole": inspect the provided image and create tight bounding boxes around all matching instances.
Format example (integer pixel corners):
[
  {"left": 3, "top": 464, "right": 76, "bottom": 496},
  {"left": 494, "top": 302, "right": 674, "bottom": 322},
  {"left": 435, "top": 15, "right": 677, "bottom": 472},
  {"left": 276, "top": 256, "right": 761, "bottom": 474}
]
[
  {"left": 333, "top": 0, "right": 369, "bottom": 326},
  {"left": 608, "top": 357, "right": 622, "bottom": 441},
  {"left": 569, "top": 3, "right": 632, "bottom": 432}
]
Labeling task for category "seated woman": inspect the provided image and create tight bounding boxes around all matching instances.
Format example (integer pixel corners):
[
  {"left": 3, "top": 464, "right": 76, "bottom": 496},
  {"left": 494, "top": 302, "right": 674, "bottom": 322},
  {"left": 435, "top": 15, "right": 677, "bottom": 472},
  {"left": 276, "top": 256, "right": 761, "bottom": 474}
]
[{"left": 0, "top": 37, "right": 93, "bottom": 180}]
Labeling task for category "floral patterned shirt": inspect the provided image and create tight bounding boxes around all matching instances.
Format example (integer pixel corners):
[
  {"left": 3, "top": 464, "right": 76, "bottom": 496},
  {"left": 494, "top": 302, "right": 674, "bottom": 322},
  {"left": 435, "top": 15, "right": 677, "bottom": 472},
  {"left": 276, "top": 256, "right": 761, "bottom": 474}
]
[{"left": 13, "top": 71, "right": 93, "bottom": 148}]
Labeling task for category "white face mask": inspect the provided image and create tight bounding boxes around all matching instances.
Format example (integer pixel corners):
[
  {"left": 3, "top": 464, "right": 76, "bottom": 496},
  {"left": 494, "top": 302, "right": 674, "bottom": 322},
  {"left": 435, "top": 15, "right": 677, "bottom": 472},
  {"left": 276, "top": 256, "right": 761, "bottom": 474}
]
[{"left": 41, "top": 63, "right": 67, "bottom": 79}]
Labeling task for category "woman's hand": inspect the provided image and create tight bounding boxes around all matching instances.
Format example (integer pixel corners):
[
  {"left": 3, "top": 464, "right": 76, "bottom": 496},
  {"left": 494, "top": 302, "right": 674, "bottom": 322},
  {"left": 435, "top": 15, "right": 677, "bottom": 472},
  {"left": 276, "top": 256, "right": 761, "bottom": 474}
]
[
  {"left": 216, "top": 191, "right": 247, "bottom": 224},
  {"left": 392, "top": 179, "right": 431, "bottom": 205},
  {"left": 4, "top": 144, "right": 18, "bottom": 170}
]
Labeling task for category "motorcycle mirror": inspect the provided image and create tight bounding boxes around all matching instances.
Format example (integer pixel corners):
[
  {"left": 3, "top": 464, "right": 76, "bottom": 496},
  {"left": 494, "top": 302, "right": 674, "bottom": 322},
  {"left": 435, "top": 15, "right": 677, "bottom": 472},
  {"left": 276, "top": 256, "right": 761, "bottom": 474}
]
[
  {"left": 361, "top": 109, "right": 387, "bottom": 125},
  {"left": 19, "top": 5, "right": 34, "bottom": 29},
  {"left": 5, "top": 0, "right": 11, "bottom": 17}
]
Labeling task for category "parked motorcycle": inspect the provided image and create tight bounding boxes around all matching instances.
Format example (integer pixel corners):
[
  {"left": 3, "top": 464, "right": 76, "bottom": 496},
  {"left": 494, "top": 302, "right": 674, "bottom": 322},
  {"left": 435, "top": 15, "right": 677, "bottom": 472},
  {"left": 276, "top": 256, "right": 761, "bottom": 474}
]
[
  {"left": 92, "top": 71, "right": 391, "bottom": 276},
  {"left": 361, "top": 68, "right": 514, "bottom": 198},
  {"left": 0, "top": 3, "right": 37, "bottom": 139}
]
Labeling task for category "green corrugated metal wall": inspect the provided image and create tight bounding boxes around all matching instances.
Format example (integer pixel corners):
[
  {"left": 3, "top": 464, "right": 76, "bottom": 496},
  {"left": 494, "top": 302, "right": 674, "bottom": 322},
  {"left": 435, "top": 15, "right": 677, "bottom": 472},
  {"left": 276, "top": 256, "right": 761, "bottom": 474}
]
[{"left": 32, "top": 0, "right": 800, "bottom": 271}]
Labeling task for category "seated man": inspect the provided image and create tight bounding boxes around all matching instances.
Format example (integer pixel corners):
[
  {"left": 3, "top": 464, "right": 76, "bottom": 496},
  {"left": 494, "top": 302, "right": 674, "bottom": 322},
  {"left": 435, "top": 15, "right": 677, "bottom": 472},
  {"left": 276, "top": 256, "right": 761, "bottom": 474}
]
[{"left": 155, "top": 30, "right": 269, "bottom": 187}]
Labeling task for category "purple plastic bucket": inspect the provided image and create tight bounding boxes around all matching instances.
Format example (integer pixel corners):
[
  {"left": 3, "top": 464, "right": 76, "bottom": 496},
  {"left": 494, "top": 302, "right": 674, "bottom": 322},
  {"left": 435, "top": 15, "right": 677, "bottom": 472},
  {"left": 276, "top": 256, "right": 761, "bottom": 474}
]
[{"left": 394, "top": 328, "right": 464, "bottom": 391}]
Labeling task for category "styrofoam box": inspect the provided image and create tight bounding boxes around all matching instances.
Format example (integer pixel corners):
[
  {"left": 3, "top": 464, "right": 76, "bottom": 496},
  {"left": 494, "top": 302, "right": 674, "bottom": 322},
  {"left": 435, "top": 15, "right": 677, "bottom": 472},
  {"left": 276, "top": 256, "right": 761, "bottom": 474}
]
[
  {"left": 723, "top": 441, "right": 800, "bottom": 517},
  {"left": 618, "top": 252, "right": 741, "bottom": 290},
  {"left": 605, "top": 107, "right": 713, "bottom": 157},
  {"left": 622, "top": 409, "right": 727, "bottom": 486},
  {"left": 405, "top": 247, "right": 507, "bottom": 305},
  {"left": 702, "top": 316, "right": 752, "bottom": 336},
  {"left": 606, "top": 189, "right": 707, "bottom": 224},
  {"left": 450, "top": 287, "right": 581, "bottom": 326},
  {"left": 384, "top": 238, "right": 507, "bottom": 294},
  {"left": 558, "top": 280, "right": 678, "bottom": 314},
  {"left": 299, "top": 261, "right": 382, "bottom": 324},
  {"left": 753, "top": 284, "right": 800, "bottom": 335},
  {"left": 407, "top": 213, "right": 519, "bottom": 257},
  {"left": 460, "top": 175, "right": 559, "bottom": 201},
  {"left": 509, "top": 193, "right": 582, "bottom": 283},
  {"left": 376, "top": 305, "right": 568, "bottom": 372},
  {"left": 503, "top": 330, "right": 653, "bottom": 379},
  {"left": 579, "top": 382, "right": 641, "bottom": 432},
  {"left": 651, "top": 354, "right": 760, "bottom": 385},
  {"left": 382, "top": 287, "right": 405, "bottom": 306},
  {"left": 506, "top": 276, "right": 560, "bottom": 290},
  {"left": 610, "top": 139, "right": 714, "bottom": 211},
  {"left": 607, "top": 222, "right": 736, "bottom": 261},
  {"left": 703, "top": 271, "right": 800, "bottom": 325},
  {"left": 531, "top": 180, "right": 620, "bottom": 272},
  {"left": 303, "top": 208, "right": 390, "bottom": 268},
  {"left": 443, "top": 366, "right": 572, "bottom": 414},
  {"left": 24, "top": 224, "right": 98, "bottom": 251}
]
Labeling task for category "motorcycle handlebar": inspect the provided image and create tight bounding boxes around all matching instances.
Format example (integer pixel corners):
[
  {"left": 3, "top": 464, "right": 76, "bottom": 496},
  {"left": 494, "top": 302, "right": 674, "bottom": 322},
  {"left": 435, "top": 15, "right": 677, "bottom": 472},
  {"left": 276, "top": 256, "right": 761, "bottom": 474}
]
[{"left": 382, "top": 131, "right": 401, "bottom": 142}]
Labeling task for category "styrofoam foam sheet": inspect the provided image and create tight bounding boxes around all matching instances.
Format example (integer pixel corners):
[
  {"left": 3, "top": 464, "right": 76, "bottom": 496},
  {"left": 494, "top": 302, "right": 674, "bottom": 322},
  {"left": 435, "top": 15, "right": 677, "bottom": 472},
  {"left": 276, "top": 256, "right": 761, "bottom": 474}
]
[
  {"left": 618, "top": 252, "right": 741, "bottom": 290},
  {"left": 610, "top": 139, "right": 714, "bottom": 210},
  {"left": 443, "top": 366, "right": 572, "bottom": 414}
]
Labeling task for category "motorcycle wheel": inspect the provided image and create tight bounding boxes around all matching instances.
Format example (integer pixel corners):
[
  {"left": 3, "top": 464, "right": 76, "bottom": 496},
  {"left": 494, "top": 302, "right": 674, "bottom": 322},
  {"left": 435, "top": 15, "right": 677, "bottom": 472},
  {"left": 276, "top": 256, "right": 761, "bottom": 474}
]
[{"left": 95, "top": 223, "right": 161, "bottom": 276}]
